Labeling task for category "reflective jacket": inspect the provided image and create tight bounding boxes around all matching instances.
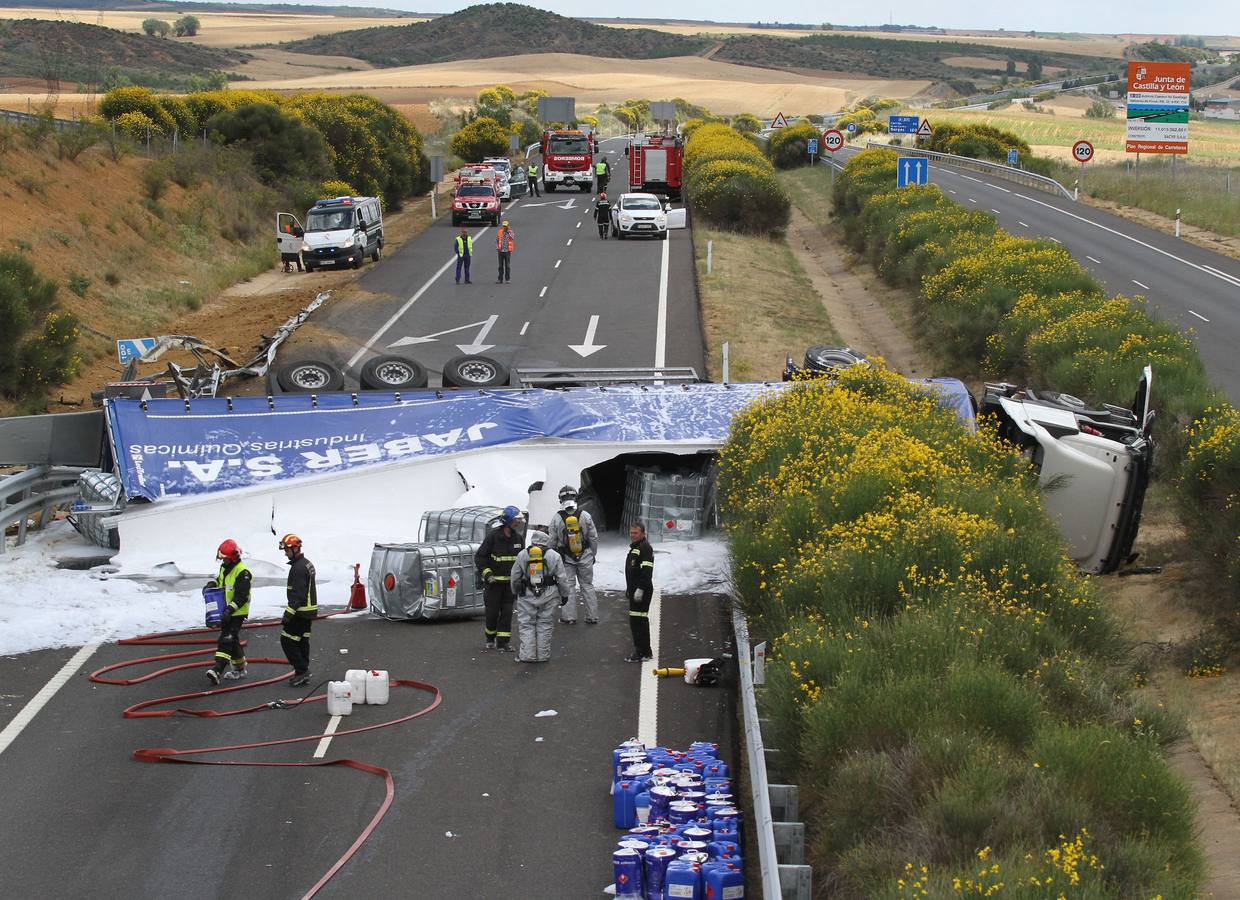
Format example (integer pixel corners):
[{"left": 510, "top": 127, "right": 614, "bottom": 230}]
[
  {"left": 595, "top": 160, "right": 609, "bottom": 176},
  {"left": 496, "top": 228, "right": 515, "bottom": 252},
  {"left": 476, "top": 524, "right": 525, "bottom": 584},
  {"left": 285, "top": 554, "right": 318, "bottom": 620},
  {"left": 454, "top": 235, "right": 473, "bottom": 257},
  {"left": 218, "top": 560, "right": 252, "bottom": 618},
  {"left": 625, "top": 538, "right": 654, "bottom": 596}
]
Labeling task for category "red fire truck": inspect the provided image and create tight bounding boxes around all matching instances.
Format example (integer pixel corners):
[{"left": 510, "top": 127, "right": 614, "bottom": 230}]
[
  {"left": 628, "top": 133, "right": 684, "bottom": 200},
  {"left": 539, "top": 129, "right": 594, "bottom": 192}
]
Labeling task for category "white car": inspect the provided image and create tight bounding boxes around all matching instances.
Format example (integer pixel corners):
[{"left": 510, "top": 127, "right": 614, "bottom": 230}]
[
  {"left": 610, "top": 192, "right": 668, "bottom": 240},
  {"left": 483, "top": 157, "right": 514, "bottom": 200}
]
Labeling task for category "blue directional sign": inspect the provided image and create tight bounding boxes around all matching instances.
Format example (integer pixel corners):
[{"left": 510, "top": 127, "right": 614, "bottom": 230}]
[
  {"left": 807, "top": 138, "right": 819, "bottom": 155},
  {"left": 897, "top": 157, "right": 929, "bottom": 188},
  {"left": 1007, "top": 148, "right": 1019, "bottom": 166},
  {"left": 888, "top": 115, "right": 920, "bottom": 134},
  {"left": 117, "top": 338, "right": 157, "bottom": 365}
]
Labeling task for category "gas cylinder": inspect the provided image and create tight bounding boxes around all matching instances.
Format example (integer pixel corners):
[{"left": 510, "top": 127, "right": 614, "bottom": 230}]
[{"left": 326, "top": 681, "right": 353, "bottom": 716}]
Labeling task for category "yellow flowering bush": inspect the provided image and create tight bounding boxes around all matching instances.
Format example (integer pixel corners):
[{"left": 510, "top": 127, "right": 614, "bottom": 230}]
[{"left": 721, "top": 363, "right": 1201, "bottom": 897}]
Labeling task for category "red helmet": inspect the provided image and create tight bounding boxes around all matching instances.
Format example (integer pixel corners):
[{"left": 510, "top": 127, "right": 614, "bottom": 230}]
[
  {"left": 279, "top": 533, "right": 303, "bottom": 552},
  {"left": 217, "top": 539, "right": 241, "bottom": 563}
]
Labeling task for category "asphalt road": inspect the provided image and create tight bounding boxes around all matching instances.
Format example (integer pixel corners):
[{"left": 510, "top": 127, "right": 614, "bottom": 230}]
[
  {"left": 834, "top": 146, "right": 1240, "bottom": 402},
  {"left": 0, "top": 587, "right": 737, "bottom": 898},
  {"left": 295, "top": 136, "right": 705, "bottom": 388}
]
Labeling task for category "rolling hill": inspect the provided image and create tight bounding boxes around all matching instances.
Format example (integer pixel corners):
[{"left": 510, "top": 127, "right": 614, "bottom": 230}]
[
  {"left": 0, "top": 18, "right": 245, "bottom": 87},
  {"left": 279, "top": 2, "right": 713, "bottom": 67}
]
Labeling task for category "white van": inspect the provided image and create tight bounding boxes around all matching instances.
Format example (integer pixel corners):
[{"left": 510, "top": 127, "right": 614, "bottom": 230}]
[{"left": 283, "top": 196, "right": 383, "bottom": 272}]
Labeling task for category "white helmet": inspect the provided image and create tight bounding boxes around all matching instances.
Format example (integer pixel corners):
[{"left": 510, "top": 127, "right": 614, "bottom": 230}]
[{"left": 528, "top": 530, "right": 550, "bottom": 548}]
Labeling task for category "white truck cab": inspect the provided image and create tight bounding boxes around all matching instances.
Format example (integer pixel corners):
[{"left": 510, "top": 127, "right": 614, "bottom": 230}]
[{"left": 289, "top": 196, "right": 383, "bottom": 272}]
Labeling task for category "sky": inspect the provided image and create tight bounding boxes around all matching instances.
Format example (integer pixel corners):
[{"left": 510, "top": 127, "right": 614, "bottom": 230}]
[{"left": 278, "top": 1, "right": 1236, "bottom": 37}]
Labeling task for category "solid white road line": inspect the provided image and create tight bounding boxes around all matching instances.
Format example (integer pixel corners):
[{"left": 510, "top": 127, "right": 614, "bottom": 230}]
[
  {"left": 1190, "top": 310, "right": 1210, "bottom": 322},
  {"left": 313, "top": 715, "right": 342, "bottom": 759},
  {"left": 1086, "top": 255, "right": 1102, "bottom": 264},
  {"left": 1133, "top": 279, "right": 1151, "bottom": 290},
  {"left": 1014, "top": 192, "right": 1240, "bottom": 291},
  {"left": 0, "top": 642, "right": 100, "bottom": 757},
  {"left": 655, "top": 234, "right": 670, "bottom": 368},
  {"left": 347, "top": 226, "right": 492, "bottom": 369},
  {"left": 636, "top": 587, "right": 663, "bottom": 747},
  {"left": 520, "top": 321, "right": 530, "bottom": 335}
]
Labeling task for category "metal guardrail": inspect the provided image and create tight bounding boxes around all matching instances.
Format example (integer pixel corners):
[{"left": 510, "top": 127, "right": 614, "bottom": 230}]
[
  {"left": 0, "top": 108, "right": 80, "bottom": 131},
  {"left": 734, "top": 605, "right": 812, "bottom": 899},
  {"left": 1, "top": 466, "right": 84, "bottom": 551},
  {"left": 864, "top": 140, "right": 1075, "bottom": 201}
]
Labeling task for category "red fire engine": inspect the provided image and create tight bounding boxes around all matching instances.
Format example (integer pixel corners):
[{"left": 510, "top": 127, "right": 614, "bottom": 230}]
[
  {"left": 628, "top": 133, "right": 684, "bottom": 200},
  {"left": 539, "top": 129, "right": 594, "bottom": 192}
]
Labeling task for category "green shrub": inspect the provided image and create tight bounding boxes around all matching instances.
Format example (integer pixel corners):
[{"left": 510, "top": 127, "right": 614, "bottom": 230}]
[
  {"left": 767, "top": 121, "right": 821, "bottom": 169},
  {"left": 448, "top": 116, "right": 509, "bottom": 162},
  {"left": 689, "top": 160, "right": 789, "bottom": 234},
  {"left": 208, "top": 102, "right": 331, "bottom": 186},
  {"left": 157, "top": 95, "right": 198, "bottom": 136},
  {"left": 66, "top": 272, "right": 90, "bottom": 298},
  {"left": 115, "top": 110, "right": 161, "bottom": 141},
  {"left": 319, "top": 179, "right": 357, "bottom": 199},
  {"left": 99, "top": 87, "right": 175, "bottom": 135},
  {"left": 0, "top": 254, "right": 78, "bottom": 402},
  {"left": 54, "top": 119, "right": 108, "bottom": 161}
]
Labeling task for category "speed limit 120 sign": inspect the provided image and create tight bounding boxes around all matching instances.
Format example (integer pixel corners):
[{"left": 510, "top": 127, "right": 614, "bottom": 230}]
[
  {"left": 822, "top": 129, "right": 844, "bottom": 152},
  {"left": 1072, "top": 140, "right": 1095, "bottom": 164}
]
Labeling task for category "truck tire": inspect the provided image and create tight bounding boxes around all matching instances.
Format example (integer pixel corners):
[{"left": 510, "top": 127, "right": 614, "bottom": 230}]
[
  {"left": 360, "top": 355, "right": 428, "bottom": 391},
  {"left": 277, "top": 359, "right": 345, "bottom": 393},
  {"left": 352, "top": 253, "right": 363, "bottom": 269},
  {"left": 441, "top": 354, "right": 509, "bottom": 389}
]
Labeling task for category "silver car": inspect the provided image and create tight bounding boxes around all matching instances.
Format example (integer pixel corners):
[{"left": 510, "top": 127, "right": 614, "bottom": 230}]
[{"left": 610, "top": 192, "right": 668, "bottom": 240}]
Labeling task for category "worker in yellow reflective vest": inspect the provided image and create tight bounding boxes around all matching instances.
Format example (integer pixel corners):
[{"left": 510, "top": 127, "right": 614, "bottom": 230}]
[
  {"left": 279, "top": 533, "right": 318, "bottom": 686},
  {"left": 207, "top": 538, "right": 251, "bottom": 684}
]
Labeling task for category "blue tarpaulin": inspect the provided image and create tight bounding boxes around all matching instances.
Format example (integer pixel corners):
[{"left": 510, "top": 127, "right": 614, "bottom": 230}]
[{"left": 105, "top": 381, "right": 976, "bottom": 500}]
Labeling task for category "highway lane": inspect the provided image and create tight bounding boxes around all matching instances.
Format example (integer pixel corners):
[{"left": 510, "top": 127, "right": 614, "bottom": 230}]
[
  {"left": 299, "top": 136, "right": 704, "bottom": 387},
  {"left": 0, "top": 587, "right": 737, "bottom": 898},
  {"left": 833, "top": 146, "right": 1240, "bottom": 401}
]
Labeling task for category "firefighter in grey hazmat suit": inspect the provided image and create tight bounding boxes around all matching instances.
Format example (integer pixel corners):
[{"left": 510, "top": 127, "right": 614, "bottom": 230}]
[
  {"left": 510, "top": 530, "right": 568, "bottom": 663},
  {"left": 549, "top": 486, "right": 599, "bottom": 624}
]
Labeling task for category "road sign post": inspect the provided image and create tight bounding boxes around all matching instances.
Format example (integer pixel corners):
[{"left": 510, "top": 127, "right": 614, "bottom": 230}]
[
  {"left": 822, "top": 129, "right": 843, "bottom": 185},
  {"left": 429, "top": 154, "right": 445, "bottom": 219},
  {"left": 896, "top": 157, "right": 929, "bottom": 188},
  {"left": 807, "top": 137, "right": 818, "bottom": 165},
  {"left": 915, "top": 119, "right": 933, "bottom": 142},
  {"left": 1071, "top": 141, "right": 1093, "bottom": 201},
  {"left": 1007, "top": 148, "right": 1019, "bottom": 166},
  {"left": 887, "top": 115, "right": 920, "bottom": 135}
]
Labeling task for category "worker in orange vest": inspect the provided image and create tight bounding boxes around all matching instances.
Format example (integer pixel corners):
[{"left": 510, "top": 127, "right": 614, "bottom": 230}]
[{"left": 496, "top": 220, "right": 515, "bottom": 284}]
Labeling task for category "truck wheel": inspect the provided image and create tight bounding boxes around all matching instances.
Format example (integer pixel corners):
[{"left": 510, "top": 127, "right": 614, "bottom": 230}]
[
  {"left": 441, "top": 354, "right": 509, "bottom": 389},
  {"left": 360, "top": 355, "right": 428, "bottom": 391},
  {"left": 276, "top": 359, "right": 345, "bottom": 393}
]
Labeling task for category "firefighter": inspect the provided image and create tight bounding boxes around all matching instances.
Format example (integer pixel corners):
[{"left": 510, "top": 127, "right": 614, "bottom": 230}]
[
  {"left": 595, "top": 156, "right": 610, "bottom": 193},
  {"left": 496, "top": 219, "right": 515, "bottom": 284},
  {"left": 279, "top": 533, "right": 318, "bottom": 686},
  {"left": 527, "top": 164, "right": 540, "bottom": 197},
  {"left": 510, "top": 529, "right": 568, "bottom": 663},
  {"left": 550, "top": 485, "right": 599, "bottom": 624},
  {"left": 624, "top": 521, "right": 655, "bottom": 663},
  {"left": 454, "top": 227, "right": 473, "bottom": 284},
  {"left": 593, "top": 192, "right": 612, "bottom": 240},
  {"left": 475, "top": 505, "right": 525, "bottom": 652},
  {"left": 206, "top": 539, "right": 250, "bottom": 684}
]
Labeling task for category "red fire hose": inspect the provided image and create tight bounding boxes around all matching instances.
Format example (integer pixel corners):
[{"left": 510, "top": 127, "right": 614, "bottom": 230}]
[{"left": 89, "top": 612, "right": 442, "bottom": 900}]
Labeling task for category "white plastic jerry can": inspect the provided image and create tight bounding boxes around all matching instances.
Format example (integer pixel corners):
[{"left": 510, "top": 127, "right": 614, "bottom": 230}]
[
  {"left": 326, "top": 681, "right": 353, "bottom": 716},
  {"left": 365, "top": 669, "right": 390, "bottom": 705},
  {"left": 345, "top": 669, "right": 368, "bottom": 705}
]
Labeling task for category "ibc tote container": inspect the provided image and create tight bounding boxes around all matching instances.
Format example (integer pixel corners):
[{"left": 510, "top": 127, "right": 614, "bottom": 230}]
[
  {"left": 621, "top": 467, "right": 716, "bottom": 542},
  {"left": 368, "top": 541, "right": 486, "bottom": 621},
  {"left": 419, "top": 505, "right": 503, "bottom": 543}
]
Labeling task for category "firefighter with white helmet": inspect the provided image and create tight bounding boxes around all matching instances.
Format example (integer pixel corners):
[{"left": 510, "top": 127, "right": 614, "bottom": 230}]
[
  {"left": 549, "top": 485, "right": 599, "bottom": 624},
  {"left": 510, "top": 530, "right": 568, "bottom": 663}
]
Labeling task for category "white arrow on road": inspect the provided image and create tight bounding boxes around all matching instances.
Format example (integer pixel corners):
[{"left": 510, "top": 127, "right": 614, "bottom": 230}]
[
  {"left": 568, "top": 315, "right": 606, "bottom": 358},
  {"left": 521, "top": 198, "right": 578, "bottom": 210},
  {"left": 389, "top": 315, "right": 498, "bottom": 353}
]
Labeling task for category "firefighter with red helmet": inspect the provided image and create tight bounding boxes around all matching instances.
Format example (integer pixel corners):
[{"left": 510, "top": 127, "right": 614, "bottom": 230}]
[
  {"left": 279, "top": 533, "right": 318, "bottom": 686},
  {"left": 206, "top": 539, "right": 251, "bottom": 684}
]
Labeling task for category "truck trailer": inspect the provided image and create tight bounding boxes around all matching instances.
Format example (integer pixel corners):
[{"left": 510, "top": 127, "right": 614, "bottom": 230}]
[{"left": 628, "top": 133, "right": 684, "bottom": 200}]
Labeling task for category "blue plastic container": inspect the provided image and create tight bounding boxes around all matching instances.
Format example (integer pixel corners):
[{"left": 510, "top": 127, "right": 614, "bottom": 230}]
[
  {"left": 202, "top": 586, "right": 225, "bottom": 627},
  {"left": 689, "top": 741, "right": 719, "bottom": 758},
  {"left": 613, "top": 848, "right": 644, "bottom": 900},
  {"left": 644, "top": 846, "right": 677, "bottom": 900},
  {"left": 703, "top": 760, "right": 729, "bottom": 780},
  {"left": 703, "top": 859, "right": 745, "bottom": 898},
  {"left": 664, "top": 859, "right": 702, "bottom": 899},
  {"left": 614, "top": 780, "right": 643, "bottom": 829}
]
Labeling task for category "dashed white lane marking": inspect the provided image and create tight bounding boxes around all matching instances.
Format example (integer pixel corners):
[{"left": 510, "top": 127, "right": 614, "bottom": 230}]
[
  {"left": 967, "top": 198, "right": 977, "bottom": 203},
  {"left": 0, "top": 642, "right": 100, "bottom": 757},
  {"left": 576, "top": 221, "right": 581, "bottom": 228},
  {"left": 949, "top": 189, "right": 958, "bottom": 194},
  {"left": 990, "top": 208, "right": 1001, "bottom": 214},
  {"left": 637, "top": 587, "right": 663, "bottom": 747},
  {"left": 958, "top": 173, "right": 984, "bottom": 184},
  {"left": 1014, "top": 191, "right": 1240, "bottom": 290},
  {"left": 1190, "top": 310, "right": 1210, "bottom": 323},
  {"left": 1049, "top": 237, "right": 1061, "bottom": 244},
  {"left": 539, "top": 286, "right": 547, "bottom": 298},
  {"left": 555, "top": 259, "right": 562, "bottom": 268},
  {"left": 1086, "top": 255, "right": 1102, "bottom": 264},
  {"left": 566, "top": 239, "right": 572, "bottom": 246},
  {"left": 1133, "top": 279, "right": 1150, "bottom": 290},
  {"left": 520, "top": 321, "right": 530, "bottom": 335},
  {"left": 313, "top": 715, "right": 341, "bottom": 759},
  {"left": 1018, "top": 221, "right": 1030, "bottom": 228}
]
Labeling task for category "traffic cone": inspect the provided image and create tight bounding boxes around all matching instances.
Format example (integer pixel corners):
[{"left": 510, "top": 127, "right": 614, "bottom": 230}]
[{"left": 348, "top": 563, "right": 367, "bottom": 610}]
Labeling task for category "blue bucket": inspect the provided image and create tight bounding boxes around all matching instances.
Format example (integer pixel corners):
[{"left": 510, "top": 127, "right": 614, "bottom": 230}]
[{"left": 203, "top": 587, "right": 226, "bottom": 627}]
